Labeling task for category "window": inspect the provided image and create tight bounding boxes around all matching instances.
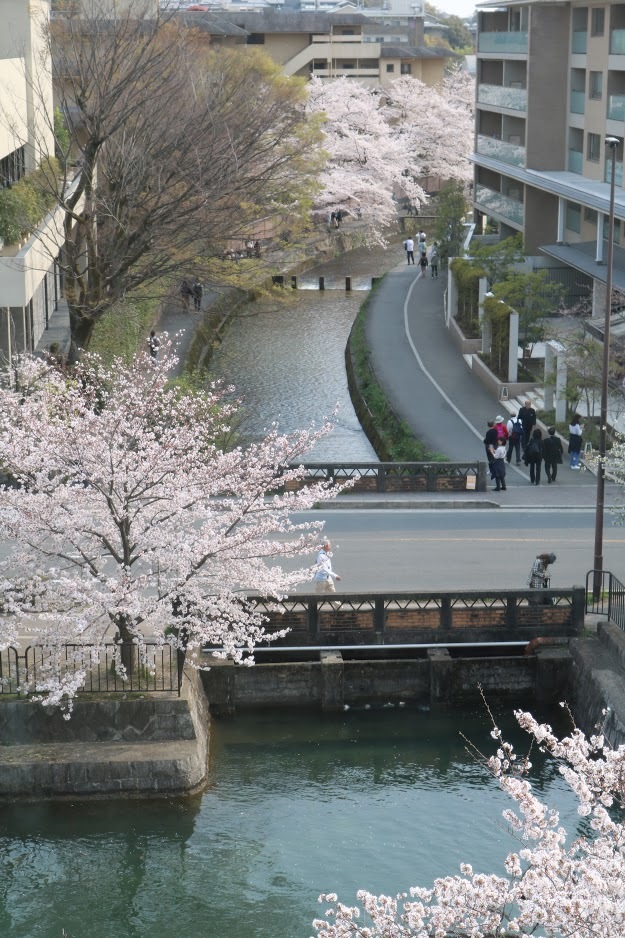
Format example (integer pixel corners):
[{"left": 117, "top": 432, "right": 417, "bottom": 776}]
[
  {"left": 591, "top": 7, "right": 605, "bottom": 35},
  {"left": 589, "top": 71, "right": 603, "bottom": 99},
  {"left": 400, "top": 63, "right": 412, "bottom": 74},
  {"left": 603, "top": 216, "right": 622, "bottom": 244},
  {"left": 386, "top": 63, "right": 395, "bottom": 72},
  {"left": 566, "top": 201, "right": 581, "bottom": 233},
  {"left": 584, "top": 206, "right": 598, "bottom": 223},
  {"left": 246, "top": 33, "right": 265, "bottom": 44},
  {"left": 588, "top": 132, "right": 601, "bottom": 161},
  {"left": 0, "top": 146, "right": 25, "bottom": 188}
]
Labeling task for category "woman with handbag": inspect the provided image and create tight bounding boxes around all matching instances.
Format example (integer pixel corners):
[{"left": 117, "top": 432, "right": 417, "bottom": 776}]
[
  {"left": 568, "top": 414, "right": 584, "bottom": 469},
  {"left": 527, "top": 552, "right": 557, "bottom": 604}
]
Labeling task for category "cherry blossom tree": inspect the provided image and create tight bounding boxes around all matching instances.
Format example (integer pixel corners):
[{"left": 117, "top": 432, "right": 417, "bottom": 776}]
[
  {"left": 0, "top": 348, "right": 339, "bottom": 709},
  {"left": 314, "top": 708, "right": 625, "bottom": 938},
  {"left": 386, "top": 67, "right": 475, "bottom": 186},
  {"left": 305, "top": 76, "right": 426, "bottom": 241}
]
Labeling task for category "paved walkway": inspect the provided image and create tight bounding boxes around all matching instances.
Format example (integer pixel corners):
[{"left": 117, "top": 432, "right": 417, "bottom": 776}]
[{"left": 366, "top": 260, "right": 618, "bottom": 505}]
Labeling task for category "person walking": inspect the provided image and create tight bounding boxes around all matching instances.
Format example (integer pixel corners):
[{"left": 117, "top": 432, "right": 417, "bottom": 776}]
[
  {"left": 506, "top": 412, "right": 523, "bottom": 465},
  {"left": 403, "top": 237, "right": 415, "bottom": 265},
  {"left": 489, "top": 436, "right": 507, "bottom": 491},
  {"left": 418, "top": 230, "right": 426, "bottom": 248},
  {"left": 524, "top": 427, "right": 544, "bottom": 485},
  {"left": 147, "top": 330, "right": 160, "bottom": 361},
  {"left": 568, "top": 414, "right": 584, "bottom": 469},
  {"left": 494, "top": 415, "right": 509, "bottom": 443},
  {"left": 484, "top": 420, "right": 498, "bottom": 478},
  {"left": 418, "top": 252, "right": 428, "bottom": 276},
  {"left": 192, "top": 278, "right": 203, "bottom": 311},
  {"left": 313, "top": 540, "right": 342, "bottom": 594},
  {"left": 527, "top": 552, "right": 557, "bottom": 604},
  {"left": 180, "top": 280, "right": 192, "bottom": 310},
  {"left": 518, "top": 399, "right": 537, "bottom": 452},
  {"left": 430, "top": 248, "right": 439, "bottom": 278},
  {"left": 543, "top": 427, "right": 564, "bottom": 483}
]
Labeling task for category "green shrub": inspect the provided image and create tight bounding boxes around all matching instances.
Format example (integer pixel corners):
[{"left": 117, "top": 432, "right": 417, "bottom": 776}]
[{"left": 0, "top": 158, "right": 60, "bottom": 246}]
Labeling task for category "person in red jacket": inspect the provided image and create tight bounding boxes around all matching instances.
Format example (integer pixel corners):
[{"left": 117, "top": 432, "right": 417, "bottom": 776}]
[{"left": 494, "top": 415, "right": 508, "bottom": 442}]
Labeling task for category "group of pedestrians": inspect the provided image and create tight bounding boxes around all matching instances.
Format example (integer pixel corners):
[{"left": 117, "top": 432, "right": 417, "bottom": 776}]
[
  {"left": 402, "top": 232, "right": 439, "bottom": 278},
  {"left": 180, "top": 278, "right": 204, "bottom": 311},
  {"left": 484, "top": 399, "right": 586, "bottom": 489}
]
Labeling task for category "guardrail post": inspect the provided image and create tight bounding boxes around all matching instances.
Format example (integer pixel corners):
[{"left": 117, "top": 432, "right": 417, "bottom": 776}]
[
  {"left": 572, "top": 587, "right": 585, "bottom": 632},
  {"left": 326, "top": 466, "right": 335, "bottom": 485},
  {"left": 319, "top": 276, "right": 325, "bottom": 291},
  {"left": 607, "top": 572, "right": 612, "bottom": 621},
  {"left": 374, "top": 597, "right": 385, "bottom": 639},
  {"left": 506, "top": 594, "right": 517, "bottom": 627},
  {"left": 376, "top": 465, "right": 386, "bottom": 492},
  {"left": 477, "top": 461, "right": 488, "bottom": 492},
  {"left": 291, "top": 275, "right": 297, "bottom": 290},
  {"left": 426, "top": 465, "right": 437, "bottom": 492},
  {"left": 308, "top": 600, "right": 319, "bottom": 642},
  {"left": 345, "top": 276, "right": 352, "bottom": 291},
  {"left": 440, "top": 596, "right": 452, "bottom": 630}
]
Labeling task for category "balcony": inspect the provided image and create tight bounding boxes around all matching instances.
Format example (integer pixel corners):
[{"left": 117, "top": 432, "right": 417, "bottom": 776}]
[
  {"left": 568, "top": 149, "right": 583, "bottom": 174},
  {"left": 475, "top": 184, "right": 524, "bottom": 225},
  {"left": 610, "top": 29, "right": 625, "bottom": 54},
  {"left": 477, "top": 83, "right": 527, "bottom": 111},
  {"left": 570, "top": 90, "right": 585, "bottom": 114},
  {"left": 605, "top": 158, "right": 624, "bottom": 186},
  {"left": 476, "top": 134, "right": 525, "bottom": 167},
  {"left": 571, "top": 30, "right": 588, "bottom": 53},
  {"left": 313, "top": 68, "right": 380, "bottom": 77},
  {"left": 477, "top": 31, "right": 528, "bottom": 54},
  {"left": 608, "top": 94, "right": 625, "bottom": 120},
  {"left": 312, "top": 33, "right": 365, "bottom": 42}
]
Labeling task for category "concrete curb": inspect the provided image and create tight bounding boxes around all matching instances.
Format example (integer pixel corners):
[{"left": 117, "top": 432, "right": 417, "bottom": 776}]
[{"left": 314, "top": 499, "right": 500, "bottom": 510}]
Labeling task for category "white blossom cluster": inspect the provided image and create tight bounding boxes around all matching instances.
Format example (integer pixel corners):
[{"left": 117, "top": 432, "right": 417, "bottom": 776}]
[
  {"left": 313, "top": 709, "right": 625, "bottom": 938},
  {"left": 306, "top": 67, "right": 475, "bottom": 242},
  {"left": 0, "top": 348, "right": 341, "bottom": 708}
]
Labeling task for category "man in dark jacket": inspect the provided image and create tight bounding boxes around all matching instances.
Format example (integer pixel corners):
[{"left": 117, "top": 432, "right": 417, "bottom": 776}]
[
  {"left": 484, "top": 420, "right": 498, "bottom": 477},
  {"left": 518, "top": 399, "right": 537, "bottom": 451},
  {"left": 542, "top": 427, "right": 564, "bottom": 483}
]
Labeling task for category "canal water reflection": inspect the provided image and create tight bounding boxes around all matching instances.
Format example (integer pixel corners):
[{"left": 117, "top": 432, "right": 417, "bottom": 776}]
[
  {"left": 0, "top": 703, "right": 582, "bottom": 938},
  {"left": 210, "top": 244, "right": 403, "bottom": 462}
]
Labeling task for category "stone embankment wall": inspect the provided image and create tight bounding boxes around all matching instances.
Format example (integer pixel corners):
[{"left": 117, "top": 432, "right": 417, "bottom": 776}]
[
  {"left": 201, "top": 648, "right": 572, "bottom": 715},
  {"left": 0, "top": 670, "right": 209, "bottom": 799},
  {"left": 569, "top": 623, "right": 625, "bottom": 746}
]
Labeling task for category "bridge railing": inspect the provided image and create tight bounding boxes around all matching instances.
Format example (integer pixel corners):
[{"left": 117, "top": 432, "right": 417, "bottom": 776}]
[
  {"left": 586, "top": 569, "right": 625, "bottom": 631},
  {"left": 284, "top": 462, "right": 488, "bottom": 494},
  {"left": 213, "top": 588, "right": 585, "bottom": 649}
]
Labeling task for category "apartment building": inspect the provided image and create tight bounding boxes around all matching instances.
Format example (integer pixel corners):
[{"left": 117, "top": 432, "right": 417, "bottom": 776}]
[
  {"left": 181, "top": 9, "right": 454, "bottom": 87},
  {"left": 473, "top": 0, "right": 625, "bottom": 313},
  {"left": 0, "top": 0, "right": 64, "bottom": 363}
]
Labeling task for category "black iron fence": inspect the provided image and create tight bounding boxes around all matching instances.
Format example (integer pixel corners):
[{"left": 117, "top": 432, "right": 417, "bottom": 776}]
[
  {"left": 586, "top": 569, "right": 625, "bottom": 631},
  {"left": 0, "top": 642, "right": 181, "bottom": 697},
  {"left": 286, "top": 462, "right": 488, "bottom": 494},
  {"left": 202, "top": 588, "right": 585, "bottom": 650}
]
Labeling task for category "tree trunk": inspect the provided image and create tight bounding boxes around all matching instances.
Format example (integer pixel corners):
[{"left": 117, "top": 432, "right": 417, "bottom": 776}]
[{"left": 113, "top": 615, "right": 138, "bottom": 685}]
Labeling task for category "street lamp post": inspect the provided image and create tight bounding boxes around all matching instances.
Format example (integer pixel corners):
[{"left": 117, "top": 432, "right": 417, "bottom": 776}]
[{"left": 593, "top": 136, "right": 620, "bottom": 599}]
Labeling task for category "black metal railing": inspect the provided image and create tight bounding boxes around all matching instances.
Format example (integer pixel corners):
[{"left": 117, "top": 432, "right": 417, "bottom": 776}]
[
  {"left": 286, "top": 462, "right": 488, "bottom": 494},
  {"left": 0, "top": 642, "right": 181, "bottom": 698},
  {"left": 202, "top": 588, "right": 585, "bottom": 650},
  {"left": 586, "top": 569, "right": 625, "bottom": 631}
]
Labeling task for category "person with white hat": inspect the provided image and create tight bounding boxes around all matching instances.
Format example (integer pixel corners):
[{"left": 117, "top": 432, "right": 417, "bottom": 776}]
[{"left": 313, "top": 540, "right": 342, "bottom": 594}]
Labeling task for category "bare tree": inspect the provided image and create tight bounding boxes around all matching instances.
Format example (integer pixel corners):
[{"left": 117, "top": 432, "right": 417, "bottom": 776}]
[{"left": 11, "top": 0, "right": 321, "bottom": 355}]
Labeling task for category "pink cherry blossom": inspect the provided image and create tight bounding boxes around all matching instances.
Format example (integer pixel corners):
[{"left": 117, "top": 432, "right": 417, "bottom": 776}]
[{"left": 0, "top": 346, "right": 341, "bottom": 711}]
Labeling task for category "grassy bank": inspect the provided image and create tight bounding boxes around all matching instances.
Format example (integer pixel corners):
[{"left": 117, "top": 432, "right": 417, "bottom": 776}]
[
  {"left": 88, "top": 279, "right": 172, "bottom": 365},
  {"left": 348, "top": 280, "right": 446, "bottom": 462}
]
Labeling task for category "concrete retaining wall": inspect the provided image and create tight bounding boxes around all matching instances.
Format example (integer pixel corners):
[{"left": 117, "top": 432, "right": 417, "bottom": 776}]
[
  {"left": 0, "top": 671, "right": 210, "bottom": 799},
  {"left": 201, "top": 651, "right": 562, "bottom": 713},
  {"left": 569, "top": 624, "right": 625, "bottom": 747}
]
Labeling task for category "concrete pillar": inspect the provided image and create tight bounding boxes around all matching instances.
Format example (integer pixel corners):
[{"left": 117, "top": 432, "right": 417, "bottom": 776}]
[
  {"left": 479, "top": 279, "right": 491, "bottom": 355},
  {"left": 201, "top": 656, "right": 236, "bottom": 716},
  {"left": 320, "top": 650, "right": 344, "bottom": 711},
  {"left": 508, "top": 310, "right": 519, "bottom": 382},
  {"left": 596, "top": 214, "right": 605, "bottom": 263},
  {"left": 555, "top": 346, "right": 567, "bottom": 423},
  {"left": 535, "top": 647, "right": 572, "bottom": 704},
  {"left": 592, "top": 277, "right": 607, "bottom": 318},
  {"left": 428, "top": 647, "right": 453, "bottom": 704},
  {"left": 557, "top": 197, "right": 565, "bottom": 243},
  {"left": 447, "top": 263, "right": 458, "bottom": 325}
]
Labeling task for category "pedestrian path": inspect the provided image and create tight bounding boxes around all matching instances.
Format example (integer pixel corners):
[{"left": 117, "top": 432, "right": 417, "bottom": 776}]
[{"left": 366, "top": 261, "right": 615, "bottom": 503}]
